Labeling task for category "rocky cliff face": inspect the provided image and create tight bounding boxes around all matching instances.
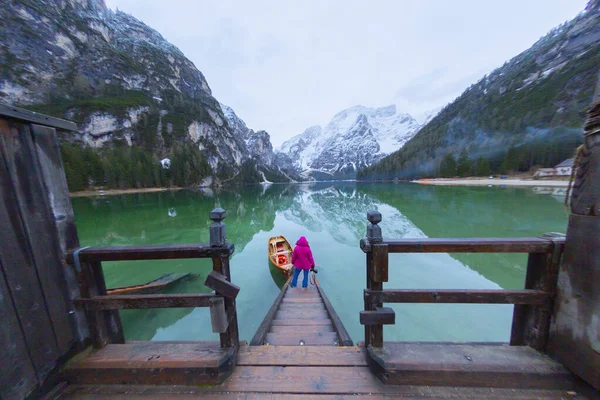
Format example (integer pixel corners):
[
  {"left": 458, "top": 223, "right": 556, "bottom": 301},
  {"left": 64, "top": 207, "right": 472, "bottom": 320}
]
[
  {"left": 278, "top": 105, "right": 427, "bottom": 178},
  {"left": 360, "top": 0, "right": 600, "bottom": 180},
  {"left": 0, "top": 0, "right": 288, "bottom": 184},
  {"left": 220, "top": 103, "right": 301, "bottom": 182}
]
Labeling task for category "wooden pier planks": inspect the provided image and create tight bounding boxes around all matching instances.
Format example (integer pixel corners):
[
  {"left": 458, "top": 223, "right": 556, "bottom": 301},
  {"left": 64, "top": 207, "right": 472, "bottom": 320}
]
[
  {"left": 251, "top": 276, "right": 353, "bottom": 347},
  {"left": 237, "top": 345, "right": 367, "bottom": 366},
  {"left": 59, "top": 387, "right": 593, "bottom": 399},
  {"left": 368, "top": 342, "right": 576, "bottom": 389},
  {"left": 264, "top": 284, "right": 338, "bottom": 346},
  {"left": 60, "top": 343, "right": 594, "bottom": 399},
  {"left": 62, "top": 342, "right": 234, "bottom": 385}
]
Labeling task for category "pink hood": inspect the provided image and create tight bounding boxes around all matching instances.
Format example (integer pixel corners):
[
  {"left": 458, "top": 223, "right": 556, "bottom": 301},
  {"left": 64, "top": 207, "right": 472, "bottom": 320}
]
[
  {"left": 291, "top": 236, "right": 315, "bottom": 270},
  {"left": 296, "top": 236, "right": 309, "bottom": 247}
]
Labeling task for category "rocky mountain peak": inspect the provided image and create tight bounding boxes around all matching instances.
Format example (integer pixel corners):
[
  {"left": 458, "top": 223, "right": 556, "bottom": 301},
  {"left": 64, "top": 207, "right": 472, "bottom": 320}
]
[
  {"left": 0, "top": 0, "right": 295, "bottom": 187},
  {"left": 278, "top": 104, "right": 431, "bottom": 178}
]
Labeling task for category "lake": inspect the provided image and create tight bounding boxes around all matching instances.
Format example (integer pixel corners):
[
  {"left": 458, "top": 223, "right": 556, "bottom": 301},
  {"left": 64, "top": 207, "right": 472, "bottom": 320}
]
[{"left": 71, "top": 182, "right": 569, "bottom": 343}]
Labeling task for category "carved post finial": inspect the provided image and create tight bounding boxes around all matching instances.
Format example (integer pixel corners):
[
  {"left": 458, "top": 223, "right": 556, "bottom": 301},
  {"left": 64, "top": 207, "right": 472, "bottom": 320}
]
[
  {"left": 209, "top": 208, "right": 227, "bottom": 247},
  {"left": 367, "top": 210, "right": 383, "bottom": 241}
]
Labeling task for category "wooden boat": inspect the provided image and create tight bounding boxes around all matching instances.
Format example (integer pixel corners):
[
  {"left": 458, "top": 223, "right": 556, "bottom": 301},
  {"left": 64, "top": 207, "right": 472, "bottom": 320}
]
[
  {"left": 106, "top": 272, "right": 191, "bottom": 295},
  {"left": 268, "top": 236, "right": 294, "bottom": 276}
]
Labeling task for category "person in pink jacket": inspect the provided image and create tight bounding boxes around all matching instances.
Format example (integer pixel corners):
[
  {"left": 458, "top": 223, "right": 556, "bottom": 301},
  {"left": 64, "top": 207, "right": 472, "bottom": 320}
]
[{"left": 290, "top": 236, "right": 315, "bottom": 288}]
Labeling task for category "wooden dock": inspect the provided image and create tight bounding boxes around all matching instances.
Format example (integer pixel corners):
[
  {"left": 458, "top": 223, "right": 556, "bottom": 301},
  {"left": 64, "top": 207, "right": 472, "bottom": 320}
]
[
  {"left": 61, "top": 341, "right": 592, "bottom": 399},
  {"left": 250, "top": 275, "right": 353, "bottom": 347},
  {"left": 60, "top": 279, "right": 593, "bottom": 399}
]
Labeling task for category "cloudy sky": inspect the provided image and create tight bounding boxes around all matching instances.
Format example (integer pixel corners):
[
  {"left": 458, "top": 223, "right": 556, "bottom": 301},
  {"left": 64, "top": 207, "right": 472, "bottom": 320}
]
[{"left": 104, "top": 0, "right": 587, "bottom": 147}]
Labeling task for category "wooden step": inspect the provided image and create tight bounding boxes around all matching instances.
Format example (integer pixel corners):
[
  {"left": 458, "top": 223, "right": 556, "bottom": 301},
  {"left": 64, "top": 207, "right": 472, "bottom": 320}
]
[
  {"left": 279, "top": 304, "right": 327, "bottom": 311},
  {"left": 62, "top": 342, "right": 233, "bottom": 385},
  {"left": 62, "top": 384, "right": 592, "bottom": 399},
  {"left": 284, "top": 294, "right": 321, "bottom": 300},
  {"left": 369, "top": 343, "right": 576, "bottom": 389},
  {"left": 271, "top": 324, "right": 334, "bottom": 334},
  {"left": 266, "top": 332, "right": 338, "bottom": 346},
  {"left": 282, "top": 297, "right": 323, "bottom": 303},
  {"left": 200, "top": 366, "right": 580, "bottom": 395},
  {"left": 275, "top": 309, "right": 329, "bottom": 319},
  {"left": 272, "top": 318, "right": 332, "bottom": 326},
  {"left": 285, "top": 289, "right": 320, "bottom": 297},
  {"left": 237, "top": 345, "right": 367, "bottom": 366}
]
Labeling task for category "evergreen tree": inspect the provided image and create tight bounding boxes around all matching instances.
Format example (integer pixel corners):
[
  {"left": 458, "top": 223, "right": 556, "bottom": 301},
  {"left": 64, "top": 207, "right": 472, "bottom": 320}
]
[
  {"left": 439, "top": 152, "right": 457, "bottom": 178},
  {"left": 474, "top": 157, "right": 491, "bottom": 176},
  {"left": 456, "top": 150, "right": 471, "bottom": 177}
]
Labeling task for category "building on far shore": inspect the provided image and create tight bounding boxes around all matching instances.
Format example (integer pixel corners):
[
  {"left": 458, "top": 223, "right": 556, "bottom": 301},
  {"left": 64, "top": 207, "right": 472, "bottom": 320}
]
[{"left": 534, "top": 158, "right": 573, "bottom": 178}]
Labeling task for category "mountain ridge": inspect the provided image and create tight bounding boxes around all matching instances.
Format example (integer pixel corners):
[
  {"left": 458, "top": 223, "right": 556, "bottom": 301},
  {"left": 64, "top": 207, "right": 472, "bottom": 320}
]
[
  {"left": 278, "top": 104, "right": 435, "bottom": 178},
  {"left": 359, "top": 1, "right": 600, "bottom": 180},
  {"left": 0, "top": 0, "right": 292, "bottom": 189}
]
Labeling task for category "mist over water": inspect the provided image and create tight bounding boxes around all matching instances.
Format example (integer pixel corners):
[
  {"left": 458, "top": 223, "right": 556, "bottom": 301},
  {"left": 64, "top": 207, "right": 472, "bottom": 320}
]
[{"left": 72, "top": 182, "right": 568, "bottom": 343}]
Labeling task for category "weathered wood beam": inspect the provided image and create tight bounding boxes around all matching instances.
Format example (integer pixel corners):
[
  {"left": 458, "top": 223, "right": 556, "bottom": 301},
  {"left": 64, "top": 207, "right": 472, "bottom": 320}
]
[
  {"left": 314, "top": 277, "right": 353, "bottom": 346},
  {"left": 383, "top": 237, "right": 560, "bottom": 253},
  {"left": 74, "top": 293, "right": 219, "bottom": 310},
  {"left": 366, "top": 289, "right": 551, "bottom": 305},
  {"left": 360, "top": 307, "right": 395, "bottom": 325},
  {"left": 0, "top": 104, "right": 77, "bottom": 131},
  {"left": 250, "top": 277, "right": 291, "bottom": 345},
  {"left": 204, "top": 271, "right": 240, "bottom": 299},
  {"left": 65, "top": 243, "right": 217, "bottom": 263},
  {"left": 372, "top": 244, "right": 388, "bottom": 283},
  {"left": 363, "top": 211, "right": 384, "bottom": 347},
  {"left": 209, "top": 296, "right": 228, "bottom": 333}
]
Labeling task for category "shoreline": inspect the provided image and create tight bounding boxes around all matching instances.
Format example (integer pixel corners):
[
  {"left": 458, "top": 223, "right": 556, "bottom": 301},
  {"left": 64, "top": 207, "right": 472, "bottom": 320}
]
[
  {"left": 70, "top": 187, "right": 183, "bottom": 197},
  {"left": 413, "top": 178, "right": 569, "bottom": 188}
]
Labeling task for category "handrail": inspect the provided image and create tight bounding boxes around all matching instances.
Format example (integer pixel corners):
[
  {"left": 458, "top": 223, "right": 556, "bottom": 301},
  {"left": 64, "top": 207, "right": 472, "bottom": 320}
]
[
  {"left": 364, "top": 289, "right": 551, "bottom": 305},
  {"left": 65, "top": 243, "right": 233, "bottom": 263},
  {"left": 66, "top": 208, "right": 240, "bottom": 351},
  {"left": 74, "top": 293, "right": 220, "bottom": 310},
  {"left": 359, "top": 210, "right": 566, "bottom": 352},
  {"left": 382, "top": 237, "right": 563, "bottom": 253}
]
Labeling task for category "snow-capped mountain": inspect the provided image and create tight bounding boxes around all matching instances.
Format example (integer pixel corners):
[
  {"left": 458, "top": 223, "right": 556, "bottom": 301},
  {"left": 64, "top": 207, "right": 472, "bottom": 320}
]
[
  {"left": 414, "top": 105, "right": 444, "bottom": 126},
  {"left": 278, "top": 105, "right": 431, "bottom": 178}
]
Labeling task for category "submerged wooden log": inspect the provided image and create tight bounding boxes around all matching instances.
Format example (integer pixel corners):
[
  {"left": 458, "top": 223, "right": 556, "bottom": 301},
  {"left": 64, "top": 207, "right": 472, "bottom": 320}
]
[{"left": 106, "top": 272, "right": 191, "bottom": 295}]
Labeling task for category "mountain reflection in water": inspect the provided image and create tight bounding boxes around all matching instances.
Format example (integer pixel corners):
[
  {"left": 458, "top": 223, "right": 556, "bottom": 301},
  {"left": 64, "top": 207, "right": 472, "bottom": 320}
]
[{"left": 72, "top": 182, "right": 567, "bottom": 343}]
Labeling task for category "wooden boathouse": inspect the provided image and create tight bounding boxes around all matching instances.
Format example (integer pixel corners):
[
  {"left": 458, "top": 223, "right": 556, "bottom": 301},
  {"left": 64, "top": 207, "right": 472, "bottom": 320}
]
[{"left": 1, "top": 97, "right": 599, "bottom": 399}]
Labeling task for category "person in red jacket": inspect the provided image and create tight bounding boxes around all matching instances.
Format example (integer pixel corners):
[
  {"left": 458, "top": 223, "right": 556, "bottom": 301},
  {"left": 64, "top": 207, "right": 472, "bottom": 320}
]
[{"left": 290, "top": 236, "right": 315, "bottom": 288}]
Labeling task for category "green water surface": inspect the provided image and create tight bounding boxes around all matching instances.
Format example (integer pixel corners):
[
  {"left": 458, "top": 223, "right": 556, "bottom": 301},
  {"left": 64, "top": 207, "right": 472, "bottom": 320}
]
[{"left": 71, "top": 182, "right": 568, "bottom": 343}]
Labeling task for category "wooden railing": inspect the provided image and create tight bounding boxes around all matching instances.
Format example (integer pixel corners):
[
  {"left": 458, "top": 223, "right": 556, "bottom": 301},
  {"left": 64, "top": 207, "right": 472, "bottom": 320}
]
[
  {"left": 359, "top": 210, "right": 565, "bottom": 352},
  {"left": 66, "top": 208, "right": 240, "bottom": 350}
]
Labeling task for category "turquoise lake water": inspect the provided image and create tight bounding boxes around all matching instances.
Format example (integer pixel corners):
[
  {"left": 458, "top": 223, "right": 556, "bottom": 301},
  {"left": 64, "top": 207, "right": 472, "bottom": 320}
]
[{"left": 71, "top": 182, "right": 568, "bottom": 343}]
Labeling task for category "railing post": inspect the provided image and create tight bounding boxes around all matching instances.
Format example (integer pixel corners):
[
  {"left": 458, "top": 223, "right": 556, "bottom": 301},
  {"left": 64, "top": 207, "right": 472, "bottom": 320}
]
[
  {"left": 209, "top": 208, "right": 239, "bottom": 350},
  {"left": 361, "top": 210, "right": 384, "bottom": 348},
  {"left": 76, "top": 260, "right": 124, "bottom": 348},
  {"left": 510, "top": 233, "right": 564, "bottom": 350}
]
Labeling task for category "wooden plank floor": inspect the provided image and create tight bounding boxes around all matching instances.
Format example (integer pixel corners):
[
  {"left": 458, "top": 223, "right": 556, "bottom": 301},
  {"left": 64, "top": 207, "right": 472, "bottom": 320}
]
[
  {"left": 61, "top": 344, "right": 594, "bottom": 399},
  {"left": 62, "top": 342, "right": 233, "bottom": 385},
  {"left": 265, "top": 285, "right": 339, "bottom": 346}
]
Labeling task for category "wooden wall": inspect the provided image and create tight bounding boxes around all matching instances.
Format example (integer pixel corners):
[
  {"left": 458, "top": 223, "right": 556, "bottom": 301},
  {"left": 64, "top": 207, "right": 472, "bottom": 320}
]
[
  {"left": 547, "top": 84, "right": 600, "bottom": 391},
  {"left": 0, "top": 110, "right": 84, "bottom": 400}
]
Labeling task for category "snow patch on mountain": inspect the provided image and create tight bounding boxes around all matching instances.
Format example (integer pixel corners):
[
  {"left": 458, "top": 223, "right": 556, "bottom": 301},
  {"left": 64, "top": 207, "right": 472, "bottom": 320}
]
[{"left": 278, "top": 104, "right": 424, "bottom": 177}]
